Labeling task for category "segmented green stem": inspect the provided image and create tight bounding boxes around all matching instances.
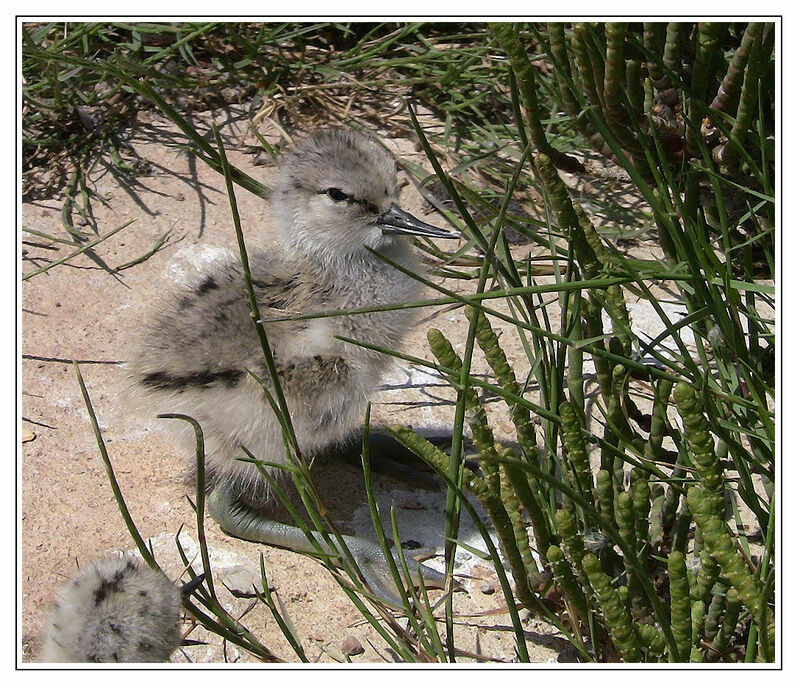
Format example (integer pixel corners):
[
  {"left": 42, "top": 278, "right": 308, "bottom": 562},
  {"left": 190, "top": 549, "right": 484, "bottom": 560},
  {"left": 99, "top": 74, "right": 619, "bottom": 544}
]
[
  {"left": 505, "top": 461, "right": 552, "bottom": 564},
  {"left": 546, "top": 22, "right": 580, "bottom": 116},
  {"left": 648, "top": 483, "right": 665, "bottom": 546},
  {"left": 723, "top": 23, "right": 771, "bottom": 167},
  {"left": 554, "top": 508, "right": 591, "bottom": 594},
  {"left": 625, "top": 59, "right": 644, "bottom": 118},
  {"left": 573, "top": 199, "right": 615, "bottom": 269},
  {"left": 604, "top": 284, "right": 633, "bottom": 357},
  {"left": 710, "top": 21, "right": 762, "bottom": 115},
  {"left": 686, "top": 486, "right": 772, "bottom": 656},
  {"left": 643, "top": 76, "right": 654, "bottom": 117},
  {"left": 490, "top": 23, "right": 583, "bottom": 172},
  {"left": 567, "top": 24, "right": 618, "bottom": 160},
  {"left": 500, "top": 461, "right": 542, "bottom": 584},
  {"left": 534, "top": 154, "right": 603, "bottom": 280},
  {"left": 579, "top": 23, "right": 609, "bottom": 112},
  {"left": 595, "top": 469, "right": 615, "bottom": 533},
  {"left": 547, "top": 544, "right": 589, "bottom": 619},
  {"left": 617, "top": 585, "right": 630, "bottom": 609},
  {"left": 477, "top": 488, "right": 539, "bottom": 609},
  {"left": 390, "top": 426, "right": 478, "bottom": 491},
  {"left": 616, "top": 491, "right": 647, "bottom": 618},
  {"left": 645, "top": 378, "right": 674, "bottom": 461},
  {"left": 571, "top": 24, "right": 601, "bottom": 108},
  {"left": 466, "top": 307, "right": 538, "bottom": 462},
  {"left": 668, "top": 550, "right": 692, "bottom": 662},
  {"left": 615, "top": 492, "right": 636, "bottom": 553},
  {"left": 559, "top": 400, "right": 593, "bottom": 500},
  {"left": 691, "top": 541, "right": 720, "bottom": 603},
  {"left": 567, "top": 344, "right": 585, "bottom": 411},
  {"left": 685, "top": 600, "right": 704, "bottom": 662},
  {"left": 643, "top": 22, "right": 668, "bottom": 89},
  {"left": 636, "top": 622, "right": 667, "bottom": 661},
  {"left": 582, "top": 553, "right": 643, "bottom": 662},
  {"left": 662, "top": 23, "right": 683, "bottom": 84},
  {"left": 427, "top": 327, "right": 498, "bottom": 489},
  {"left": 612, "top": 457, "right": 626, "bottom": 500},
  {"left": 703, "top": 580, "right": 730, "bottom": 644},
  {"left": 603, "top": 23, "right": 639, "bottom": 152},
  {"left": 675, "top": 382, "right": 725, "bottom": 520},
  {"left": 710, "top": 587, "right": 742, "bottom": 659}
]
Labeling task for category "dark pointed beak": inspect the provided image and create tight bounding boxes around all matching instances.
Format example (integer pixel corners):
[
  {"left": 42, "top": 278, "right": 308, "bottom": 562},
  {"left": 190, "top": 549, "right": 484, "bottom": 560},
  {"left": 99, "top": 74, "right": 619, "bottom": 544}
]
[{"left": 375, "top": 204, "right": 460, "bottom": 239}]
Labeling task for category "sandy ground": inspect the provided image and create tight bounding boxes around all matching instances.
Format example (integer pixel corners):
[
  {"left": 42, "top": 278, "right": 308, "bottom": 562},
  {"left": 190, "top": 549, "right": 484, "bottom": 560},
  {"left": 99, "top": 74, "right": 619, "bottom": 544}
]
[{"left": 21, "top": 108, "right": 590, "bottom": 664}]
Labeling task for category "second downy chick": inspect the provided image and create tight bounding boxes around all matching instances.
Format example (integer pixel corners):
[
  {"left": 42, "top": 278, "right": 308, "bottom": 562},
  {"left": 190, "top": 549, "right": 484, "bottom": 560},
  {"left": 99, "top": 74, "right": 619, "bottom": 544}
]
[{"left": 39, "top": 555, "right": 181, "bottom": 663}]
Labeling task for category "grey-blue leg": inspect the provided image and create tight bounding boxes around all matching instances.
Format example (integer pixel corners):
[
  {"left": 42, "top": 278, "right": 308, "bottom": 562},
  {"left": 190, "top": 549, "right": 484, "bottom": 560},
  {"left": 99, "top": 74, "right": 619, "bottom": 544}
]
[{"left": 207, "top": 483, "right": 447, "bottom": 607}]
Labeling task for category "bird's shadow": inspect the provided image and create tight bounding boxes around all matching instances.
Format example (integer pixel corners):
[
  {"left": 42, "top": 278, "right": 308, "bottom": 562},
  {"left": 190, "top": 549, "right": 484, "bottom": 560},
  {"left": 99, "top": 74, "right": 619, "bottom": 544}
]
[{"left": 247, "top": 427, "right": 494, "bottom": 567}]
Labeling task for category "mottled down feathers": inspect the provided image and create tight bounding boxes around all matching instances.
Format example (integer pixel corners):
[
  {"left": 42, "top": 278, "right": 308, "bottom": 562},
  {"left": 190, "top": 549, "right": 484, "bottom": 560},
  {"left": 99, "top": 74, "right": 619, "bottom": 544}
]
[
  {"left": 128, "top": 129, "right": 428, "bottom": 500},
  {"left": 40, "top": 555, "right": 181, "bottom": 663}
]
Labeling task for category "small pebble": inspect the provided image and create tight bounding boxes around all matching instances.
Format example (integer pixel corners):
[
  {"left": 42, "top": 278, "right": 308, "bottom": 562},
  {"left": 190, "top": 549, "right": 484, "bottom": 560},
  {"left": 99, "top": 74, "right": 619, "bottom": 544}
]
[
  {"left": 22, "top": 429, "right": 36, "bottom": 443},
  {"left": 341, "top": 635, "right": 364, "bottom": 656},
  {"left": 480, "top": 582, "right": 496, "bottom": 595}
]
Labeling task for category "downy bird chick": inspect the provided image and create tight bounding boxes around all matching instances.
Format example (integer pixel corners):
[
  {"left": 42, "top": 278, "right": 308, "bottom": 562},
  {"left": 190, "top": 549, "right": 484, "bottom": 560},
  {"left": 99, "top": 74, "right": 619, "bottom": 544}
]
[
  {"left": 130, "top": 128, "right": 459, "bottom": 604},
  {"left": 39, "top": 555, "right": 181, "bottom": 663}
]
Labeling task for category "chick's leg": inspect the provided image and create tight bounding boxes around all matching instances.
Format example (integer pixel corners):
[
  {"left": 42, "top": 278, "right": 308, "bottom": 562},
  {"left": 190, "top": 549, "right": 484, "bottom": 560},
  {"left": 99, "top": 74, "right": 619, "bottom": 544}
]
[{"left": 207, "top": 482, "right": 447, "bottom": 608}]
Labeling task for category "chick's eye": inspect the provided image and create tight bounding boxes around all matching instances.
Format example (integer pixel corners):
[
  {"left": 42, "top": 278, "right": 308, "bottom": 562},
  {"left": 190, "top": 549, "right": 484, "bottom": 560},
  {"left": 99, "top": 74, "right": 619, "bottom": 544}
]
[{"left": 326, "top": 188, "right": 350, "bottom": 202}]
